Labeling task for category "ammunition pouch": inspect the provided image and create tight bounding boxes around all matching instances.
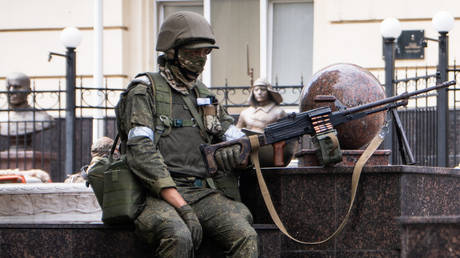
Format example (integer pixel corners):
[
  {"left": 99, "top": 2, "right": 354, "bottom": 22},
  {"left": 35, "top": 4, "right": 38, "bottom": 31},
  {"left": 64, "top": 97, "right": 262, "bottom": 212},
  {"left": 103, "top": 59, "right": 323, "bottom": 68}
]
[
  {"left": 312, "top": 129, "right": 343, "bottom": 166},
  {"left": 101, "top": 155, "right": 145, "bottom": 224},
  {"left": 86, "top": 137, "right": 145, "bottom": 225},
  {"left": 86, "top": 157, "right": 110, "bottom": 207}
]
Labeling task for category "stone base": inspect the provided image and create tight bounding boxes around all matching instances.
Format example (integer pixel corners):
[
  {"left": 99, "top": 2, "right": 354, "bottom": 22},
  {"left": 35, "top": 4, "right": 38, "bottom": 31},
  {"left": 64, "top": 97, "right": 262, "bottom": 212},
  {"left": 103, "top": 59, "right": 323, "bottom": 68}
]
[
  {"left": 0, "top": 223, "right": 280, "bottom": 258},
  {"left": 295, "top": 148, "right": 391, "bottom": 166},
  {"left": 0, "top": 183, "right": 101, "bottom": 223},
  {"left": 398, "top": 216, "right": 460, "bottom": 258},
  {"left": 1, "top": 166, "right": 459, "bottom": 257},
  {"left": 240, "top": 165, "right": 460, "bottom": 257}
]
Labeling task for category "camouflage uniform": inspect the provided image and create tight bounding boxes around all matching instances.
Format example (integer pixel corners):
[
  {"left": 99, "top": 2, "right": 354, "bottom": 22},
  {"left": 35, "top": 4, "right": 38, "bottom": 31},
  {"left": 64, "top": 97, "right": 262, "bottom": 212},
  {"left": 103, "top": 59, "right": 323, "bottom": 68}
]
[
  {"left": 117, "top": 12, "right": 258, "bottom": 257},
  {"left": 119, "top": 72, "right": 257, "bottom": 257}
]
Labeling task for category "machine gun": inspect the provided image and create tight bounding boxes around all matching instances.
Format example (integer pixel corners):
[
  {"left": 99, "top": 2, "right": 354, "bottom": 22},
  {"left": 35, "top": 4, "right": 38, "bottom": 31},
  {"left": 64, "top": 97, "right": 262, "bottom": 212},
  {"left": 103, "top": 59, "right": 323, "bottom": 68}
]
[{"left": 201, "top": 80, "right": 456, "bottom": 174}]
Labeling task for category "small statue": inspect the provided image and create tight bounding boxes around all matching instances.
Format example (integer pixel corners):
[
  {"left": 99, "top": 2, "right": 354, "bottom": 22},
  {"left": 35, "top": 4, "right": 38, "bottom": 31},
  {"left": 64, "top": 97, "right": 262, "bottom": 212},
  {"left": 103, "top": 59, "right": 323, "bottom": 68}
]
[
  {"left": 237, "top": 78, "right": 296, "bottom": 167},
  {"left": 0, "top": 72, "right": 54, "bottom": 138},
  {"left": 236, "top": 78, "right": 286, "bottom": 133}
]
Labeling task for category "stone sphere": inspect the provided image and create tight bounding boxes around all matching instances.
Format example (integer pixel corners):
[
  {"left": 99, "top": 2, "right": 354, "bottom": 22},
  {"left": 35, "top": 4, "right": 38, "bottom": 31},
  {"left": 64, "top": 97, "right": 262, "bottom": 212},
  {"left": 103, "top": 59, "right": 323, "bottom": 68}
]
[{"left": 299, "top": 63, "right": 385, "bottom": 149}]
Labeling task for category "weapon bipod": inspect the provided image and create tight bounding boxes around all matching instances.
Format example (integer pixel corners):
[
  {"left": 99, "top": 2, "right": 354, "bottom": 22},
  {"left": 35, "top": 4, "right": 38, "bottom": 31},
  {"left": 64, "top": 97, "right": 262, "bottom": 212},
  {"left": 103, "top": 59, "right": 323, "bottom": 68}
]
[{"left": 390, "top": 109, "right": 416, "bottom": 165}]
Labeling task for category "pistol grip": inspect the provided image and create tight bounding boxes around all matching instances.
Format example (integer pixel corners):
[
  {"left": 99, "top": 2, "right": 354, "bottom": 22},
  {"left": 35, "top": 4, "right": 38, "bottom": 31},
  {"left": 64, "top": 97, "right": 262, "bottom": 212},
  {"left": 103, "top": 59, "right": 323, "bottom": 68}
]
[
  {"left": 273, "top": 141, "right": 286, "bottom": 167},
  {"left": 200, "top": 144, "right": 219, "bottom": 175},
  {"left": 200, "top": 138, "right": 252, "bottom": 175}
]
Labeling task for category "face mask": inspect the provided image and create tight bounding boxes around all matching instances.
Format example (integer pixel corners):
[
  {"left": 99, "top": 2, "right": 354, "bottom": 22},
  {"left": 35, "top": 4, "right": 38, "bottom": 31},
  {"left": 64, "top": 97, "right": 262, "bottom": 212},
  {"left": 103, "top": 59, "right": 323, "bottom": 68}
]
[{"left": 177, "top": 48, "right": 208, "bottom": 76}]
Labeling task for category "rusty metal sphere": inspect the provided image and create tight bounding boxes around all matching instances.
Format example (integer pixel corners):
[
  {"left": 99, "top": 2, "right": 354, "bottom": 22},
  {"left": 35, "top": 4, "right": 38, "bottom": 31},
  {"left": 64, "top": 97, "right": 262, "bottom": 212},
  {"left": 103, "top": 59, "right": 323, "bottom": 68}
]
[{"left": 299, "top": 63, "right": 385, "bottom": 149}]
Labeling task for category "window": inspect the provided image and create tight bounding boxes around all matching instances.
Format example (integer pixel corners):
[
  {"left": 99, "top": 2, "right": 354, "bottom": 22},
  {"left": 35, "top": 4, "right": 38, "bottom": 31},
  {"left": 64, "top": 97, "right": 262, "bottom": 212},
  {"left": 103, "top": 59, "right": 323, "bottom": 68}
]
[
  {"left": 269, "top": 1, "right": 313, "bottom": 85},
  {"left": 210, "top": 0, "right": 260, "bottom": 86}
]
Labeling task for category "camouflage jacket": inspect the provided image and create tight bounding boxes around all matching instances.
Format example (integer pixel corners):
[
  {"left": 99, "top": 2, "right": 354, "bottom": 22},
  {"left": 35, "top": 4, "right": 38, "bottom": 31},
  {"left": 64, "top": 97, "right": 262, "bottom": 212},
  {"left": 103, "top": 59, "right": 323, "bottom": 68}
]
[{"left": 117, "top": 73, "right": 238, "bottom": 202}]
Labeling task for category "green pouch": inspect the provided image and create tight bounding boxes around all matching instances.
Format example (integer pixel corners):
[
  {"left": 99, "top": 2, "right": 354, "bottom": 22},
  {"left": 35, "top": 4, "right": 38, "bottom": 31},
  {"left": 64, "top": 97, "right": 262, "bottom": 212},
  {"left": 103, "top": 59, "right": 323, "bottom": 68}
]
[
  {"left": 102, "top": 155, "right": 145, "bottom": 225},
  {"left": 86, "top": 156, "right": 111, "bottom": 207},
  {"left": 313, "top": 129, "right": 343, "bottom": 166}
]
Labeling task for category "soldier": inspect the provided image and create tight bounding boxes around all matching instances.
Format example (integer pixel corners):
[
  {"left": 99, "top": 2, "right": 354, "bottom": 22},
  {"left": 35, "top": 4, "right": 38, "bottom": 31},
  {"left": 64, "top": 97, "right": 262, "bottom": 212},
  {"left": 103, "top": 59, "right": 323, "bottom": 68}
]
[
  {"left": 237, "top": 78, "right": 286, "bottom": 133},
  {"left": 116, "top": 11, "right": 258, "bottom": 257}
]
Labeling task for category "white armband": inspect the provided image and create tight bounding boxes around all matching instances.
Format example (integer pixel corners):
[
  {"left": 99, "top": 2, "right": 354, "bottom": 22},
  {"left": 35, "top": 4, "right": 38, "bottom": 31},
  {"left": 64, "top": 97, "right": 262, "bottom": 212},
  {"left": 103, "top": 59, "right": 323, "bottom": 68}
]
[
  {"left": 128, "top": 126, "right": 154, "bottom": 142},
  {"left": 224, "top": 125, "right": 246, "bottom": 141}
]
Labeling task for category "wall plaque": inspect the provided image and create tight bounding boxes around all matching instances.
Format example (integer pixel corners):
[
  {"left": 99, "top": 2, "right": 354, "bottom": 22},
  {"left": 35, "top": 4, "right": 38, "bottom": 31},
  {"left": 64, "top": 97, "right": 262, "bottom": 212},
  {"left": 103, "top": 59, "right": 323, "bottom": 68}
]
[{"left": 395, "top": 30, "right": 425, "bottom": 59}]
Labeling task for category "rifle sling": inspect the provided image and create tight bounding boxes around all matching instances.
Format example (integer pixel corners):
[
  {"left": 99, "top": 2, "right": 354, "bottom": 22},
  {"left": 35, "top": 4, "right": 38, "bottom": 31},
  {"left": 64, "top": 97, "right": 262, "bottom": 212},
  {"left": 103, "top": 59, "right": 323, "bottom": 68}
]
[{"left": 248, "top": 132, "right": 384, "bottom": 245}]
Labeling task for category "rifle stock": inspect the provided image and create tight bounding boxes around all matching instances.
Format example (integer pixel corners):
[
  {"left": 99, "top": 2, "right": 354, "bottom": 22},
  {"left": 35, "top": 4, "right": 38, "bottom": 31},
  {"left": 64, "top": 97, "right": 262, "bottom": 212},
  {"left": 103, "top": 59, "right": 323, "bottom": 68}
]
[
  {"left": 200, "top": 80, "right": 456, "bottom": 174},
  {"left": 200, "top": 135, "right": 266, "bottom": 175}
]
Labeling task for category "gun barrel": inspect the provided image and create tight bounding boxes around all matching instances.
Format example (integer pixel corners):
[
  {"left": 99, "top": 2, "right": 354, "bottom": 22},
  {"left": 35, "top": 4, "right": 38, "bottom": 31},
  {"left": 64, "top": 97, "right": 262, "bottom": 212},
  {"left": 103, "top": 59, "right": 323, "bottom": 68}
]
[{"left": 338, "top": 80, "right": 456, "bottom": 116}]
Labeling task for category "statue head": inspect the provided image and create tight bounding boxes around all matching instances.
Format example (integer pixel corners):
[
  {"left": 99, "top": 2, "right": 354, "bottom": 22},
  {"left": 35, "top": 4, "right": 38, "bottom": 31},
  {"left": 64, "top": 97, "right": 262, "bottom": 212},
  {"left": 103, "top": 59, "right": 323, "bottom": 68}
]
[
  {"left": 249, "top": 78, "right": 283, "bottom": 107},
  {"left": 156, "top": 11, "right": 219, "bottom": 81},
  {"left": 6, "top": 72, "right": 31, "bottom": 109}
]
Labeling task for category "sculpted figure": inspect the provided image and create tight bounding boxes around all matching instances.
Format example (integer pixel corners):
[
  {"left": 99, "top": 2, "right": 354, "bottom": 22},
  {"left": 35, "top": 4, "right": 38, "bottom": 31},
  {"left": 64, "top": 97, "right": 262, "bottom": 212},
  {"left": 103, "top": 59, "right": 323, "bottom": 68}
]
[
  {"left": 237, "top": 78, "right": 286, "bottom": 133},
  {"left": 115, "top": 11, "right": 257, "bottom": 257},
  {"left": 0, "top": 72, "right": 54, "bottom": 137},
  {"left": 237, "top": 78, "right": 297, "bottom": 167}
]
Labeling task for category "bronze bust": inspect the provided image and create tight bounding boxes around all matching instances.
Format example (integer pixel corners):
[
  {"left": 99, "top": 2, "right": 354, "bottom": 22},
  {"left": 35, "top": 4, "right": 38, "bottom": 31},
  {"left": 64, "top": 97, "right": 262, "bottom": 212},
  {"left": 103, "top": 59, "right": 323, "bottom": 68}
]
[
  {"left": 0, "top": 72, "right": 54, "bottom": 137},
  {"left": 237, "top": 78, "right": 296, "bottom": 167},
  {"left": 236, "top": 78, "right": 286, "bottom": 133}
]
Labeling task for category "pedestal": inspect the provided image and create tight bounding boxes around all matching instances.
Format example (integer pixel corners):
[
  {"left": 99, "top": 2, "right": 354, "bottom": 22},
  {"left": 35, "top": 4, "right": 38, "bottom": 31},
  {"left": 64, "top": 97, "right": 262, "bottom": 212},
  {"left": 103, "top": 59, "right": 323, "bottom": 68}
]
[
  {"left": 240, "top": 165, "right": 460, "bottom": 257},
  {"left": 0, "top": 150, "right": 56, "bottom": 173},
  {"left": 296, "top": 148, "right": 391, "bottom": 166}
]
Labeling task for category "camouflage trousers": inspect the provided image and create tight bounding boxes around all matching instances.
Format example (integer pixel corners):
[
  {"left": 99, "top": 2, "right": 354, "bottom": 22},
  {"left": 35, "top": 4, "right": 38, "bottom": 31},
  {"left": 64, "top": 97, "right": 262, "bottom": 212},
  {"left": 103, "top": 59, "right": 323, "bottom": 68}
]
[{"left": 134, "top": 192, "right": 258, "bottom": 258}]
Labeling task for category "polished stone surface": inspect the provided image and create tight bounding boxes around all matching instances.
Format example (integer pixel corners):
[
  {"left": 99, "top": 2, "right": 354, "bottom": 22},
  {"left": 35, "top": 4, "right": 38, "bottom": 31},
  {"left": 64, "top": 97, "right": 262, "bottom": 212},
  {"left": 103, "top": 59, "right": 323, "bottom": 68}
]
[
  {"left": 399, "top": 216, "right": 460, "bottom": 258},
  {"left": 299, "top": 63, "right": 385, "bottom": 149},
  {"left": 0, "top": 165, "right": 459, "bottom": 257},
  {"left": 240, "top": 165, "right": 460, "bottom": 257},
  {"left": 0, "top": 223, "right": 279, "bottom": 258},
  {"left": 296, "top": 149, "right": 391, "bottom": 166}
]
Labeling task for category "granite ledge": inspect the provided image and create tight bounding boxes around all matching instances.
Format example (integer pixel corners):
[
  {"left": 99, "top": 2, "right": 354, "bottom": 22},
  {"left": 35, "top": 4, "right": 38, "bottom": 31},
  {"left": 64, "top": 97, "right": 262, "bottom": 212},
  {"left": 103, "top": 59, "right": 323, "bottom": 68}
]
[
  {"left": 397, "top": 215, "right": 460, "bottom": 224},
  {"left": 259, "top": 165, "right": 460, "bottom": 177},
  {"left": 0, "top": 182, "right": 91, "bottom": 194},
  {"left": 0, "top": 223, "right": 277, "bottom": 230}
]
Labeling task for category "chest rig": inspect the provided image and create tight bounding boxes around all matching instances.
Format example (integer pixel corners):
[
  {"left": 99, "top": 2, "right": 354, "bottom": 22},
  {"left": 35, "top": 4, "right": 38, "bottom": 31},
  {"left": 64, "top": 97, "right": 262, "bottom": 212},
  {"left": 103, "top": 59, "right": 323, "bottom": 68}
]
[{"left": 141, "top": 72, "right": 214, "bottom": 145}]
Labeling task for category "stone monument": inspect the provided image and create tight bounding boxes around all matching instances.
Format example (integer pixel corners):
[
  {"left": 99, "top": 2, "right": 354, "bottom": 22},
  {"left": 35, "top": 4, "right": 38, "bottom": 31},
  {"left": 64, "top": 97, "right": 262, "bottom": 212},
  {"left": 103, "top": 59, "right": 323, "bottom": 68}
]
[{"left": 0, "top": 72, "right": 55, "bottom": 172}]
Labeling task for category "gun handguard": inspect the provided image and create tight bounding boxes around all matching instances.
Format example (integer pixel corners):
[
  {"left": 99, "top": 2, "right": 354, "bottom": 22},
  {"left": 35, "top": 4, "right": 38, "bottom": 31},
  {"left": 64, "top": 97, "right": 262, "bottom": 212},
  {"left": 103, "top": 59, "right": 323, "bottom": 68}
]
[{"left": 200, "top": 137, "right": 253, "bottom": 175}]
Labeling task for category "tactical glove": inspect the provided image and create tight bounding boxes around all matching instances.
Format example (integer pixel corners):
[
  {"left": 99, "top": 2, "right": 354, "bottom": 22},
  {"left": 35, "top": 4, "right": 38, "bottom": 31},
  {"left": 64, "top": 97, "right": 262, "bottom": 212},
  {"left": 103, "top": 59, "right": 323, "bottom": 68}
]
[
  {"left": 214, "top": 144, "right": 242, "bottom": 172},
  {"left": 177, "top": 204, "right": 202, "bottom": 250}
]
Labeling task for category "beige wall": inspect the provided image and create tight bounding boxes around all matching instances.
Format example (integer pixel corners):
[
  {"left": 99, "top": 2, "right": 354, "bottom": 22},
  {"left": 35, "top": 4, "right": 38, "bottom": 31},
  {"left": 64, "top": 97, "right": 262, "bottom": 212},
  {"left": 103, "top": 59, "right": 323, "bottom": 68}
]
[
  {"left": 0, "top": 0, "right": 133, "bottom": 90},
  {"left": 1, "top": 0, "right": 460, "bottom": 89},
  {"left": 314, "top": 0, "right": 460, "bottom": 75},
  {"left": 211, "top": 0, "right": 260, "bottom": 86}
]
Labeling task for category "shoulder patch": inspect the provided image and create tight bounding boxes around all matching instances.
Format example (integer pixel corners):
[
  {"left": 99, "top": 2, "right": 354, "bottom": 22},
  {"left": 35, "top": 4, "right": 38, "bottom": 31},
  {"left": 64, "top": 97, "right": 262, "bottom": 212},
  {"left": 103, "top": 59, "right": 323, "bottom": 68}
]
[{"left": 130, "top": 84, "right": 148, "bottom": 96}]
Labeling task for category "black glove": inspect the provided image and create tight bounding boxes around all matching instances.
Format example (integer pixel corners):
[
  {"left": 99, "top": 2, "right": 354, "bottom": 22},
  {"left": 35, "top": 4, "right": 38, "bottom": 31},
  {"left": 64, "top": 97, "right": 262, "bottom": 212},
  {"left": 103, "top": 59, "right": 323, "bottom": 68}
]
[
  {"left": 214, "top": 144, "right": 241, "bottom": 172},
  {"left": 176, "top": 204, "right": 202, "bottom": 250}
]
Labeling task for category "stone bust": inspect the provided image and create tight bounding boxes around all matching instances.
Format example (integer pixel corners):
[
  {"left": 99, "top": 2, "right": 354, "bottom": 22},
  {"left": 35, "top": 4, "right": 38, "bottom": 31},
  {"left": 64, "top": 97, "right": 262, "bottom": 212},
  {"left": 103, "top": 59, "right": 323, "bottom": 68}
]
[
  {"left": 236, "top": 78, "right": 286, "bottom": 133},
  {"left": 236, "top": 78, "right": 297, "bottom": 167},
  {"left": 0, "top": 72, "right": 54, "bottom": 137}
]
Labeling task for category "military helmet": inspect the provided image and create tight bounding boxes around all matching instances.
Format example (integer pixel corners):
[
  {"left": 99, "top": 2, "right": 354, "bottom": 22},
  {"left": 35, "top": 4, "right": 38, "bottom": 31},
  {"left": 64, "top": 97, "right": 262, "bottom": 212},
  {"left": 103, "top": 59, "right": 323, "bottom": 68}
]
[
  {"left": 249, "top": 78, "right": 283, "bottom": 107},
  {"left": 156, "top": 11, "right": 219, "bottom": 51}
]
